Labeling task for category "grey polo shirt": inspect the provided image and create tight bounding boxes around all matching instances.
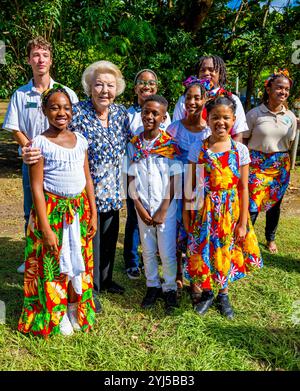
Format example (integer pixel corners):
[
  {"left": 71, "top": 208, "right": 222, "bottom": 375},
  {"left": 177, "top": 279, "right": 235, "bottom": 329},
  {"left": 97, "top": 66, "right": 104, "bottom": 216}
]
[{"left": 244, "top": 103, "right": 297, "bottom": 153}]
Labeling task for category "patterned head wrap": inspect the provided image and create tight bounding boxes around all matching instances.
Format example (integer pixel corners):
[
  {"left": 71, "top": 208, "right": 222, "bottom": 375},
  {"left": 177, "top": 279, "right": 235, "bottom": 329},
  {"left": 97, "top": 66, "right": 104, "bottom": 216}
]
[{"left": 264, "top": 69, "right": 293, "bottom": 88}]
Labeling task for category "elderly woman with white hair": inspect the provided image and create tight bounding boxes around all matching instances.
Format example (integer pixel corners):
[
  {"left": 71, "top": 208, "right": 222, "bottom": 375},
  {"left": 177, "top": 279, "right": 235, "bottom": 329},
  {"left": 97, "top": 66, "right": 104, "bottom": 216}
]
[{"left": 68, "top": 61, "right": 131, "bottom": 310}]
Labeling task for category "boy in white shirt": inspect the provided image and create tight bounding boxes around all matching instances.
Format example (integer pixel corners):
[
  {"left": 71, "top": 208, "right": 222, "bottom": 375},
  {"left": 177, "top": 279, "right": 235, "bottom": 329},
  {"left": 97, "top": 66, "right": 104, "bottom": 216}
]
[{"left": 126, "top": 95, "right": 182, "bottom": 314}]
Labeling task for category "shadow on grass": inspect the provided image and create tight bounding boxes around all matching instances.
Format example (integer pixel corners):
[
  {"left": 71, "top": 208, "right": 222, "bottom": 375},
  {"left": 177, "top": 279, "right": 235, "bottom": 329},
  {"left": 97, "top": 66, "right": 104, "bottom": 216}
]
[
  {"left": 259, "top": 246, "right": 300, "bottom": 274},
  {"left": 0, "top": 236, "right": 25, "bottom": 329},
  {"left": 201, "top": 321, "right": 300, "bottom": 370}
]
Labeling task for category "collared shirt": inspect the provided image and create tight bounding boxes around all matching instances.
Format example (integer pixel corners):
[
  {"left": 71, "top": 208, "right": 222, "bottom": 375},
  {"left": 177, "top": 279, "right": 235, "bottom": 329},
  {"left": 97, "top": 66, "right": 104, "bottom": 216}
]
[
  {"left": 126, "top": 135, "right": 182, "bottom": 216},
  {"left": 172, "top": 92, "right": 248, "bottom": 135},
  {"left": 244, "top": 103, "right": 297, "bottom": 153},
  {"left": 127, "top": 104, "right": 171, "bottom": 136},
  {"left": 3, "top": 78, "right": 78, "bottom": 142},
  {"left": 69, "top": 99, "right": 131, "bottom": 213}
]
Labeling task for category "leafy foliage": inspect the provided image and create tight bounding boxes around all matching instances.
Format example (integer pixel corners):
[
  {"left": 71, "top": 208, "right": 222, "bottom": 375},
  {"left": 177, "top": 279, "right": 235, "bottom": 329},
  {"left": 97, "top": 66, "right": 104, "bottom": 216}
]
[{"left": 0, "top": 0, "right": 299, "bottom": 111}]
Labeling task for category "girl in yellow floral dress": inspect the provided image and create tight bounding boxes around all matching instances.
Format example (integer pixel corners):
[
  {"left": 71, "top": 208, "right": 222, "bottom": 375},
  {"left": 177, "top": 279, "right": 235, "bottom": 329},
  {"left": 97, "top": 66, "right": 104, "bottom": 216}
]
[
  {"left": 183, "top": 93, "right": 263, "bottom": 319},
  {"left": 18, "top": 87, "right": 97, "bottom": 337}
]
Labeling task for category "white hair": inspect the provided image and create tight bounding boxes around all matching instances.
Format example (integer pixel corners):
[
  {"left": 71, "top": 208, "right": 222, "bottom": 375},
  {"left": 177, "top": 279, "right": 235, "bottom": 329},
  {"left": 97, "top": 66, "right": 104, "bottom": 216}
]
[{"left": 82, "top": 60, "right": 126, "bottom": 97}]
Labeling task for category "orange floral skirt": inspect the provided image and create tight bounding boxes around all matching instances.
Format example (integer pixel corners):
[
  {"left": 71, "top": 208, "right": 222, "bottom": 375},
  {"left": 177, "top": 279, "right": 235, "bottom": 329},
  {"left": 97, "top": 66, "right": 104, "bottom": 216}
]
[{"left": 18, "top": 191, "right": 95, "bottom": 337}]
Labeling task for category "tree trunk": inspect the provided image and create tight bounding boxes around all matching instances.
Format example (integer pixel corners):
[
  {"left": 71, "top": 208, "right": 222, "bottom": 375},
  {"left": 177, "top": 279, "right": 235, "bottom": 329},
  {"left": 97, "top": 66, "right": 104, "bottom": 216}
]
[
  {"left": 245, "top": 64, "right": 254, "bottom": 113},
  {"left": 183, "top": 0, "right": 214, "bottom": 33}
]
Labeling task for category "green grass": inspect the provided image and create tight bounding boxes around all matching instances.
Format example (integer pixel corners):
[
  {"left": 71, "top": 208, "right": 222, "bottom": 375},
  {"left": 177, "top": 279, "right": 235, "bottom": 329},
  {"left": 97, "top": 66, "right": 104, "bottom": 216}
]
[{"left": 0, "top": 208, "right": 299, "bottom": 371}]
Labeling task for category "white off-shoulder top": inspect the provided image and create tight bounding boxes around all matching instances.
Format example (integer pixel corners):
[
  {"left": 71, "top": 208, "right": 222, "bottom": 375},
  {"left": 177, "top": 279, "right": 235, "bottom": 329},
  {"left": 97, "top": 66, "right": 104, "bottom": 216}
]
[{"left": 32, "top": 132, "right": 88, "bottom": 197}]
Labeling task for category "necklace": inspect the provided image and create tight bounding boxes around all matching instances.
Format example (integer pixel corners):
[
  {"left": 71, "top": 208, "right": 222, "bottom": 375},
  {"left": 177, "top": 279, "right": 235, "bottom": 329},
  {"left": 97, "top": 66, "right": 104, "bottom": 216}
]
[
  {"left": 98, "top": 115, "right": 108, "bottom": 121},
  {"left": 96, "top": 110, "right": 109, "bottom": 121}
]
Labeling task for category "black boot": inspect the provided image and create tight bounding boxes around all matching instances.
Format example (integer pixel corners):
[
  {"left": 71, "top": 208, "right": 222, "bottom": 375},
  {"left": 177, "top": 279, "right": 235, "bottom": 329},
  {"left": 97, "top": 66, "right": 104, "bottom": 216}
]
[
  {"left": 101, "top": 281, "right": 125, "bottom": 295},
  {"left": 194, "top": 290, "right": 214, "bottom": 315},
  {"left": 141, "top": 287, "right": 163, "bottom": 309},
  {"left": 216, "top": 293, "right": 234, "bottom": 320}
]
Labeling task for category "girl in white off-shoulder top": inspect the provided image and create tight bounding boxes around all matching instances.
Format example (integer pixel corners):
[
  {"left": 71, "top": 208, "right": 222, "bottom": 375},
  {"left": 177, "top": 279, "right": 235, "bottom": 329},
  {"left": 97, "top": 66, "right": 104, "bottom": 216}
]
[{"left": 18, "top": 87, "right": 97, "bottom": 338}]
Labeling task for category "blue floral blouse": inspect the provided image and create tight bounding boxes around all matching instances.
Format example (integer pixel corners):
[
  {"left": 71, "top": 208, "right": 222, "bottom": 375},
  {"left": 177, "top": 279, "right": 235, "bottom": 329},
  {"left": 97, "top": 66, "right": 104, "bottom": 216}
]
[{"left": 69, "top": 99, "right": 131, "bottom": 213}]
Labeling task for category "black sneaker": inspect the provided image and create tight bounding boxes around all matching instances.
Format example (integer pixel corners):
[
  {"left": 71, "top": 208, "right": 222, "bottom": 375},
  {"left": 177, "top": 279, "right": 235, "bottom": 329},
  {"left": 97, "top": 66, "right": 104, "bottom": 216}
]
[
  {"left": 141, "top": 287, "right": 162, "bottom": 309},
  {"left": 126, "top": 268, "right": 141, "bottom": 280},
  {"left": 102, "top": 281, "right": 125, "bottom": 295},
  {"left": 164, "top": 290, "right": 179, "bottom": 314},
  {"left": 92, "top": 292, "right": 102, "bottom": 314},
  {"left": 216, "top": 294, "right": 234, "bottom": 320},
  {"left": 194, "top": 290, "right": 214, "bottom": 315}
]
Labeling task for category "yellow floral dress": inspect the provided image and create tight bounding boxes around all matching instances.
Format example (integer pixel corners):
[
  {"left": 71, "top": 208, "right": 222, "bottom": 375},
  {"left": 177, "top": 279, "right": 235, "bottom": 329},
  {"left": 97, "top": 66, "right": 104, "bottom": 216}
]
[{"left": 187, "top": 139, "right": 263, "bottom": 290}]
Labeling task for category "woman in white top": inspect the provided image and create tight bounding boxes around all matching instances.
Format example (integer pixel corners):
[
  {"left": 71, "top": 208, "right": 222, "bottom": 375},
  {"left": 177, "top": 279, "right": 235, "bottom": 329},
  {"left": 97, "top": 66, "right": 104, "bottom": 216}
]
[
  {"left": 172, "top": 55, "right": 248, "bottom": 142},
  {"left": 18, "top": 87, "right": 97, "bottom": 337},
  {"left": 244, "top": 69, "right": 297, "bottom": 254}
]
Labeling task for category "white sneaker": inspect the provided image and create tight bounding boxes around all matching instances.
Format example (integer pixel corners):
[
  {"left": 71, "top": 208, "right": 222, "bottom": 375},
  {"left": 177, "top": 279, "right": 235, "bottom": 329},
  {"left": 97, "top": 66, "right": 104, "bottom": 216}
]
[
  {"left": 17, "top": 262, "right": 25, "bottom": 274},
  {"left": 59, "top": 312, "right": 74, "bottom": 336},
  {"left": 67, "top": 303, "right": 81, "bottom": 331}
]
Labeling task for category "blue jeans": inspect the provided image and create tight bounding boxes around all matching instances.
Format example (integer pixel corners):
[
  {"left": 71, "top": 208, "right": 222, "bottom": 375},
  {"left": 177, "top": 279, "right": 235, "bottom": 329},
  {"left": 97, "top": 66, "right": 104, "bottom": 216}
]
[
  {"left": 22, "top": 163, "right": 33, "bottom": 235},
  {"left": 123, "top": 195, "right": 141, "bottom": 271}
]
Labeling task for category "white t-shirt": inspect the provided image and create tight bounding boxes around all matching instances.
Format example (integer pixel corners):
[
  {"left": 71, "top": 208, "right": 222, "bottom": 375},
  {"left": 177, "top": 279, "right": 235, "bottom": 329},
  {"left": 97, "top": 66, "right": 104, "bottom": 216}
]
[{"left": 172, "top": 91, "right": 248, "bottom": 135}]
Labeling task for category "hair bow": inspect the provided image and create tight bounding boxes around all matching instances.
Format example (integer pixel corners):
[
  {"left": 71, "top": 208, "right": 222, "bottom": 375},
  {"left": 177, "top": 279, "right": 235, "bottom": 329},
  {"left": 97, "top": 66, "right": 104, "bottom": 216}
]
[
  {"left": 183, "top": 76, "right": 214, "bottom": 92},
  {"left": 209, "top": 87, "right": 232, "bottom": 98}
]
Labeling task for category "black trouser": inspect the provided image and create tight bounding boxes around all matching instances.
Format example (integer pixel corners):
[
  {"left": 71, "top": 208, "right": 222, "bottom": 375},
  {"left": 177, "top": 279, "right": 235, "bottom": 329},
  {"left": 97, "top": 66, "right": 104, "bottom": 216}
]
[
  {"left": 93, "top": 209, "right": 119, "bottom": 293},
  {"left": 250, "top": 199, "right": 282, "bottom": 242}
]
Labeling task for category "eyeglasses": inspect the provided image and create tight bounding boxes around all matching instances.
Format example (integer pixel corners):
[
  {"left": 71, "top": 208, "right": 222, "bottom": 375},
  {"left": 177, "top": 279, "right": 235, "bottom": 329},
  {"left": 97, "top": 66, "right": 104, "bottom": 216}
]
[{"left": 136, "top": 79, "right": 157, "bottom": 87}]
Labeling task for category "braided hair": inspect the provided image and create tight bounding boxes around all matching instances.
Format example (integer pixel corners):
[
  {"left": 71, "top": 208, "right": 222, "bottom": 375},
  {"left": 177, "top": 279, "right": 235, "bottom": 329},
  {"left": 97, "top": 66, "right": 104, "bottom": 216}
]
[
  {"left": 195, "top": 55, "right": 227, "bottom": 88},
  {"left": 41, "top": 85, "right": 72, "bottom": 109},
  {"left": 205, "top": 92, "right": 236, "bottom": 115}
]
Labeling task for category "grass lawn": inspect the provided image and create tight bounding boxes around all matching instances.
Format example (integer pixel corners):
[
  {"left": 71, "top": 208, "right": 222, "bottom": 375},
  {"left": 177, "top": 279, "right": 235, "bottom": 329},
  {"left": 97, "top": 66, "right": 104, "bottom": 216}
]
[
  {"left": 0, "top": 126, "right": 299, "bottom": 371},
  {"left": 0, "top": 195, "right": 299, "bottom": 370}
]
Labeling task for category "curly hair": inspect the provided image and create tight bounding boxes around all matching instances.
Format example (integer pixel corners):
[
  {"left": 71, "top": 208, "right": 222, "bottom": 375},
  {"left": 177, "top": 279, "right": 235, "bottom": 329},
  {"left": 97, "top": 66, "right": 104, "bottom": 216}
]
[
  {"left": 27, "top": 36, "right": 52, "bottom": 58},
  {"left": 82, "top": 61, "right": 125, "bottom": 97}
]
